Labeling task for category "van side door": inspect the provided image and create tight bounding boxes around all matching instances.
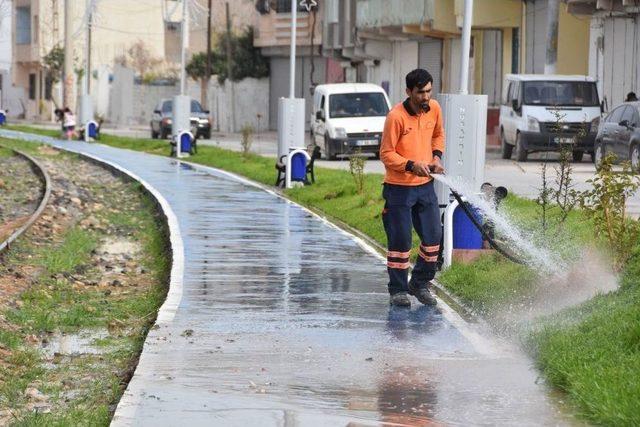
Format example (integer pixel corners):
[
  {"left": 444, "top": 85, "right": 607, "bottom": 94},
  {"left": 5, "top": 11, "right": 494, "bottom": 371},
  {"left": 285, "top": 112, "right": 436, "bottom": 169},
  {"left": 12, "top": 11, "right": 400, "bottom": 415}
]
[
  {"left": 314, "top": 95, "right": 326, "bottom": 146},
  {"left": 506, "top": 82, "right": 522, "bottom": 143},
  {"left": 500, "top": 82, "right": 514, "bottom": 143}
]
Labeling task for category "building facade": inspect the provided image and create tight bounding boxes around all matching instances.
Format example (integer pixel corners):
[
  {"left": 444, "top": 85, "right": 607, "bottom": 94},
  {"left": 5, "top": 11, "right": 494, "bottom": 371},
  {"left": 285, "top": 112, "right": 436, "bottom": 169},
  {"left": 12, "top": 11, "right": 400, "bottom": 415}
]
[
  {"left": 12, "top": 0, "right": 168, "bottom": 120},
  {"left": 568, "top": 0, "right": 640, "bottom": 110}
]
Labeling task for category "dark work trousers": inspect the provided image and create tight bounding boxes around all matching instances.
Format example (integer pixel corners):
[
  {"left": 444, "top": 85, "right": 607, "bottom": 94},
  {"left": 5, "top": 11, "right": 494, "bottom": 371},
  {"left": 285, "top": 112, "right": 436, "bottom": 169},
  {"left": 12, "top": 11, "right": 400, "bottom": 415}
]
[{"left": 382, "top": 181, "right": 442, "bottom": 295}]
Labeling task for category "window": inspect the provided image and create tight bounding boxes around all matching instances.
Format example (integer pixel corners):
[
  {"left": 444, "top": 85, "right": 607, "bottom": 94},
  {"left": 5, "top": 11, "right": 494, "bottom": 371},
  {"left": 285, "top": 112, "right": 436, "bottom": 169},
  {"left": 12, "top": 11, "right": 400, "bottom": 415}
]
[
  {"left": 328, "top": 92, "right": 389, "bottom": 118},
  {"left": 630, "top": 108, "right": 640, "bottom": 127},
  {"left": 45, "top": 75, "right": 53, "bottom": 100},
  {"left": 275, "top": 0, "right": 308, "bottom": 13},
  {"left": 608, "top": 106, "right": 626, "bottom": 124},
  {"left": 620, "top": 106, "right": 635, "bottom": 124},
  {"left": 28, "top": 73, "right": 36, "bottom": 100},
  {"left": 161, "top": 101, "right": 172, "bottom": 113},
  {"left": 522, "top": 81, "right": 599, "bottom": 107},
  {"left": 16, "top": 7, "right": 31, "bottom": 45},
  {"left": 190, "top": 100, "right": 203, "bottom": 112},
  {"left": 504, "top": 82, "right": 513, "bottom": 105},
  {"left": 320, "top": 96, "right": 325, "bottom": 110},
  {"left": 33, "top": 15, "right": 39, "bottom": 44}
]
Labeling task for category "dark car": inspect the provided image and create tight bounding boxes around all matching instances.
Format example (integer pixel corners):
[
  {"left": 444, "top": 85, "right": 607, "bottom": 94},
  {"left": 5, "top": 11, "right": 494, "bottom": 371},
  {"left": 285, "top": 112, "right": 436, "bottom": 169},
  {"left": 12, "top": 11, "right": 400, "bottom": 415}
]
[
  {"left": 150, "top": 99, "right": 212, "bottom": 140},
  {"left": 594, "top": 102, "right": 640, "bottom": 170}
]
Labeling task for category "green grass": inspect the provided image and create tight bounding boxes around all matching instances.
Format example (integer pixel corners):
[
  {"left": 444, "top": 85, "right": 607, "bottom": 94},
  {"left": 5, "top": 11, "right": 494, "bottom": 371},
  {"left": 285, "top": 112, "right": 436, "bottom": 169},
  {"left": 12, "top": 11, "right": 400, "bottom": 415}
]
[
  {"left": 0, "top": 143, "right": 170, "bottom": 424},
  {"left": 7, "top": 125, "right": 640, "bottom": 425},
  {"left": 37, "top": 227, "right": 97, "bottom": 275}
]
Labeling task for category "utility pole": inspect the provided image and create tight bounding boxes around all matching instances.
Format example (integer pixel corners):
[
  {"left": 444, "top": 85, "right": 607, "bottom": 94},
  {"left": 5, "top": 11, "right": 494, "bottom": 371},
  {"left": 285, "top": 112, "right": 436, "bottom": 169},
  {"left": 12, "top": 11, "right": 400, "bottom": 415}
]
[
  {"left": 87, "top": 5, "right": 92, "bottom": 93},
  {"left": 203, "top": 0, "right": 212, "bottom": 107},
  {"left": 225, "top": 2, "right": 235, "bottom": 131},
  {"left": 180, "top": 0, "right": 189, "bottom": 96},
  {"left": 459, "top": 0, "right": 473, "bottom": 94},
  {"left": 289, "top": 0, "right": 296, "bottom": 98},
  {"left": 174, "top": 0, "right": 191, "bottom": 157},
  {"left": 544, "top": 0, "right": 560, "bottom": 74},
  {"left": 63, "top": 0, "right": 73, "bottom": 110}
]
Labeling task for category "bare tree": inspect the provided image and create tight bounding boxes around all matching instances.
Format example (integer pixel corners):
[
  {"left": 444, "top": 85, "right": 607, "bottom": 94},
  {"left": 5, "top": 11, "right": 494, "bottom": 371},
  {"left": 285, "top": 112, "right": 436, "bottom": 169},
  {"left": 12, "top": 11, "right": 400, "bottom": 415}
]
[{"left": 126, "top": 39, "right": 162, "bottom": 79}]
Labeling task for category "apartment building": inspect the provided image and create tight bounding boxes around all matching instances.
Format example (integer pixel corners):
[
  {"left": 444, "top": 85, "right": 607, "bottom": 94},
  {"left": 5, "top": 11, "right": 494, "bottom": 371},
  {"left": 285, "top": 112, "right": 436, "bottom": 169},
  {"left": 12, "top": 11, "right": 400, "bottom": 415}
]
[
  {"left": 12, "top": 0, "right": 168, "bottom": 119},
  {"left": 567, "top": 0, "right": 640, "bottom": 109}
]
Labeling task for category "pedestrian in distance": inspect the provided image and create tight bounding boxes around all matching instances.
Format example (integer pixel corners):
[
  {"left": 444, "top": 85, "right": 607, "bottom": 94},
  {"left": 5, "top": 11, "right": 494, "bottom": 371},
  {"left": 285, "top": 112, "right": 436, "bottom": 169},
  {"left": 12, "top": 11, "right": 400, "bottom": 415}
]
[
  {"left": 625, "top": 92, "right": 638, "bottom": 102},
  {"left": 62, "top": 107, "right": 77, "bottom": 140},
  {"left": 379, "top": 68, "right": 445, "bottom": 308}
]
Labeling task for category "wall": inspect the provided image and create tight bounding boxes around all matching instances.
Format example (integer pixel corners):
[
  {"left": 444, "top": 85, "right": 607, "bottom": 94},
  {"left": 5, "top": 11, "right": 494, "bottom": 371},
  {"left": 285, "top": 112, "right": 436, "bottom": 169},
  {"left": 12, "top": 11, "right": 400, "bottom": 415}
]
[
  {"left": 557, "top": 3, "right": 589, "bottom": 75},
  {"left": 389, "top": 41, "right": 418, "bottom": 104},
  {"left": 268, "top": 56, "right": 327, "bottom": 130},
  {"left": 209, "top": 77, "right": 269, "bottom": 133},
  {"left": 525, "top": 0, "right": 546, "bottom": 74}
]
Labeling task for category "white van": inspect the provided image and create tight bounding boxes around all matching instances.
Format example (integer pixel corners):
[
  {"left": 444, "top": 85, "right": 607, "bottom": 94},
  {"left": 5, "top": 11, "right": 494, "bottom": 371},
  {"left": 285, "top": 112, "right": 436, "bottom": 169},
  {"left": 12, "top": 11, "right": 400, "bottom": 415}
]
[
  {"left": 310, "top": 83, "right": 391, "bottom": 160},
  {"left": 499, "top": 74, "right": 601, "bottom": 162}
]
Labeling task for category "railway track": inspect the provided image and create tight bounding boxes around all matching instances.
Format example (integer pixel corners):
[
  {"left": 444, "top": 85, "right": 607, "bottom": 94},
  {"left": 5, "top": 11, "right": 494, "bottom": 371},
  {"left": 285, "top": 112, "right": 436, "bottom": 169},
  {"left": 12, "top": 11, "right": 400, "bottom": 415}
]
[{"left": 0, "top": 146, "right": 51, "bottom": 254}]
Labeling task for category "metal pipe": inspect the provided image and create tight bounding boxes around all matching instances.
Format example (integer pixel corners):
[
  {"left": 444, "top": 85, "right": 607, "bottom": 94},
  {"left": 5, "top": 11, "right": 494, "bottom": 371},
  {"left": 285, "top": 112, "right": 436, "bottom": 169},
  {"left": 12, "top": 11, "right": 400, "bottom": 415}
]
[
  {"left": 180, "top": 0, "right": 189, "bottom": 95},
  {"left": 289, "top": 0, "right": 297, "bottom": 99},
  {"left": 459, "top": 0, "right": 473, "bottom": 95}
]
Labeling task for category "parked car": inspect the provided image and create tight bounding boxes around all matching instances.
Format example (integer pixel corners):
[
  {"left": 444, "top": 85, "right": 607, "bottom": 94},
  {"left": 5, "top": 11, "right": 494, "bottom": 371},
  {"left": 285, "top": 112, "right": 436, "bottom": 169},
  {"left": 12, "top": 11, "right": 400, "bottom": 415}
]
[
  {"left": 310, "top": 83, "right": 391, "bottom": 160},
  {"left": 499, "top": 74, "right": 601, "bottom": 162},
  {"left": 594, "top": 102, "right": 640, "bottom": 170},
  {"left": 150, "top": 98, "right": 212, "bottom": 140}
]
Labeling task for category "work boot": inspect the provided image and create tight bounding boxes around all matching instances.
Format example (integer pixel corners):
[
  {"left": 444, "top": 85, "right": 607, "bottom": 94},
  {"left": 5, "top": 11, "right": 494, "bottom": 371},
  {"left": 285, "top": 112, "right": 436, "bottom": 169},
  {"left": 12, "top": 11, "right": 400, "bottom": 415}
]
[
  {"left": 389, "top": 292, "right": 411, "bottom": 307},
  {"left": 408, "top": 281, "right": 437, "bottom": 306}
]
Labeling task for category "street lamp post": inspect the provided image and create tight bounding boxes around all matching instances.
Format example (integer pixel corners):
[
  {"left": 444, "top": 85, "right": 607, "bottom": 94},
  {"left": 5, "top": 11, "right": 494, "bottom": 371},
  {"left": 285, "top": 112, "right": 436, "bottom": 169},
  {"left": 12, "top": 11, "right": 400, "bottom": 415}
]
[{"left": 174, "top": 0, "right": 192, "bottom": 157}]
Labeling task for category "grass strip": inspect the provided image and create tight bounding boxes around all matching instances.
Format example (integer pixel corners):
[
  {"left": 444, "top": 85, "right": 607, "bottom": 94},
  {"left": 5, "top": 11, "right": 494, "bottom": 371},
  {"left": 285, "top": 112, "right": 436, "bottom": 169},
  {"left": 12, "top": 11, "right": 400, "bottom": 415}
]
[{"left": 6, "top": 125, "right": 640, "bottom": 425}]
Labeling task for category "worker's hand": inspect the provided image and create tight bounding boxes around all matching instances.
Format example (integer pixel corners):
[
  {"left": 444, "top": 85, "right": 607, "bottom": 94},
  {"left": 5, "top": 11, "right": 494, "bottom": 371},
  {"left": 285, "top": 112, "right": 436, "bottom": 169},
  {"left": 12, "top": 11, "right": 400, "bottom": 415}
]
[
  {"left": 411, "top": 161, "right": 431, "bottom": 177},
  {"left": 428, "top": 156, "right": 445, "bottom": 174}
]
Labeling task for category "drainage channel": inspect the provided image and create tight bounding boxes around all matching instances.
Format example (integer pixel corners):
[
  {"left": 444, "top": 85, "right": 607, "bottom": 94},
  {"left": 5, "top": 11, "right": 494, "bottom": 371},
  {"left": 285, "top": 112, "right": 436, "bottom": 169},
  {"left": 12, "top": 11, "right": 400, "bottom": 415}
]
[{"left": 0, "top": 129, "right": 581, "bottom": 426}]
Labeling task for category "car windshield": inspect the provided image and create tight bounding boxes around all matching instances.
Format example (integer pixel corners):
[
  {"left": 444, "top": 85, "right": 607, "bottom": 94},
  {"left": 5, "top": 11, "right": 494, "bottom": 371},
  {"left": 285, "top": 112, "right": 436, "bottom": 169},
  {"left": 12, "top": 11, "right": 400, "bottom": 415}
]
[
  {"left": 161, "top": 100, "right": 204, "bottom": 113},
  {"left": 329, "top": 92, "right": 389, "bottom": 118},
  {"left": 522, "top": 81, "right": 599, "bottom": 107},
  {"left": 191, "top": 100, "right": 203, "bottom": 112}
]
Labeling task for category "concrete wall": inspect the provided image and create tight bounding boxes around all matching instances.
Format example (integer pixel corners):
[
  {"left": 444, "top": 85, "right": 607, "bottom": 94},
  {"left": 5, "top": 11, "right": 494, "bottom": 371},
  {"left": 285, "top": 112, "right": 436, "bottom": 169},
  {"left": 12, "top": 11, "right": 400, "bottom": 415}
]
[
  {"left": 269, "top": 56, "right": 327, "bottom": 130},
  {"left": 106, "top": 66, "right": 268, "bottom": 132},
  {"left": 209, "top": 77, "right": 269, "bottom": 133}
]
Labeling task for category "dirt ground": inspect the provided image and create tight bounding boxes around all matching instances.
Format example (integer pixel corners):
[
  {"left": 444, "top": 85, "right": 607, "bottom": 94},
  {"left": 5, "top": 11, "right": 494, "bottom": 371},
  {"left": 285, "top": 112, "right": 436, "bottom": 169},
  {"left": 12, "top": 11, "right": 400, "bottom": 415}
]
[
  {"left": 0, "top": 144, "right": 168, "bottom": 424},
  {"left": 0, "top": 152, "right": 43, "bottom": 242}
]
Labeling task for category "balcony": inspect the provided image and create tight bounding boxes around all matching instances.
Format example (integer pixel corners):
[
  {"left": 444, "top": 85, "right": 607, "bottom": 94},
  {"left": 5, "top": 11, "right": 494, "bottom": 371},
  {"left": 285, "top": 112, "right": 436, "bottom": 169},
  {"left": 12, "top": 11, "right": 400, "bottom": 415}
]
[
  {"left": 356, "top": 0, "right": 434, "bottom": 29},
  {"left": 14, "top": 43, "right": 39, "bottom": 64},
  {"left": 254, "top": 11, "right": 323, "bottom": 48}
]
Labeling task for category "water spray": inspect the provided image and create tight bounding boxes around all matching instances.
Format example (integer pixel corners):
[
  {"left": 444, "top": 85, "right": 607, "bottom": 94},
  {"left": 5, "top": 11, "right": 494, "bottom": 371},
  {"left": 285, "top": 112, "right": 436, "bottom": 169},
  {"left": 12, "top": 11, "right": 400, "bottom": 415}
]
[{"left": 432, "top": 173, "right": 524, "bottom": 265}]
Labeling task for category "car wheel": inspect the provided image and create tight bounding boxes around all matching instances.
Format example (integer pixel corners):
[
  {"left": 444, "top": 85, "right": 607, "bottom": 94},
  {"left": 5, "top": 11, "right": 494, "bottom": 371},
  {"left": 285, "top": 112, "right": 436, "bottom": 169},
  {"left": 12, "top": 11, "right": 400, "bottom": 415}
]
[
  {"left": 515, "top": 133, "right": 527, "bottom": 162},
  {"left": 160, "top": 128, "right": 169, "bottom": 140},
  {"left": 500, "top": 130, "right": 513, "bottom": 160},
  {"left": 324, "top": 134, "right": 336, "bottom": 160},
  {"left": 594, "top": 142, "right": 604, "bottom": 170},
  {"left": 151, "top": 129, "right": 158, "bottom": 139},
  {"left": 631, "top": 145, "right": 640, "bottom": 172},
  {"left": 572, "top": 151, "right": 584, "bottom": 162},
  {"left": 203, "top": 131, "right": 211, "bottom": 140}
]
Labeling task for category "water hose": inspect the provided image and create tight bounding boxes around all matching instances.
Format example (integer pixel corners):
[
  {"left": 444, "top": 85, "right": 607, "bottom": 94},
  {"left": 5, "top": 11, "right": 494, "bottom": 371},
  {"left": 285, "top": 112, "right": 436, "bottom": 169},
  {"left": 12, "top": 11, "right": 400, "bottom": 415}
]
[{"left": 442, "top": 180, "right": 525, "bottom": 265}]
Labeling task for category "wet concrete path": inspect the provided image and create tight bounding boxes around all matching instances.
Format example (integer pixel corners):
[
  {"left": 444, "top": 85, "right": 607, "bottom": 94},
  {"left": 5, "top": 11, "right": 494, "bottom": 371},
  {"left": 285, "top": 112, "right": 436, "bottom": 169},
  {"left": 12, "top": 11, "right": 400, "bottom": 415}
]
[{"left": 0, "top": 130, "right": 575, "bottom": 426}]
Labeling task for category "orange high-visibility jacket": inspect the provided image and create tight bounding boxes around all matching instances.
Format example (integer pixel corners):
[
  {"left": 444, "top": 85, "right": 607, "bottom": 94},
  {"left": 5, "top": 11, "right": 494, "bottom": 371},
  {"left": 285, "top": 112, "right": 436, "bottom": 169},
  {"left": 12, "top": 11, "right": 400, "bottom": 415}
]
[{"left": 380, "top": 99, "right": 445, "bottom": 186}]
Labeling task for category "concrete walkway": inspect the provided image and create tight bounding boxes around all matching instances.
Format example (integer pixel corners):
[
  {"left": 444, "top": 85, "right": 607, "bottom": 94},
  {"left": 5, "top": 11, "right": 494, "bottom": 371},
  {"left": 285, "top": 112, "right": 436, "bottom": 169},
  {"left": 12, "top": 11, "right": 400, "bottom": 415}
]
[{"left": 0, "top": 129, "right": 576, "bottom": 426}]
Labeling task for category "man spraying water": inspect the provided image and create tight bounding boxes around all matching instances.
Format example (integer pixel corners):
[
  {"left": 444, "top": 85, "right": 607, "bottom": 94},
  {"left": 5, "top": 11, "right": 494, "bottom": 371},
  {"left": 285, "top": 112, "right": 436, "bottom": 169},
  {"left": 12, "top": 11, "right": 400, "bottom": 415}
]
[{"left": 380, "top": 69, "right": 445, "bottom": 307}]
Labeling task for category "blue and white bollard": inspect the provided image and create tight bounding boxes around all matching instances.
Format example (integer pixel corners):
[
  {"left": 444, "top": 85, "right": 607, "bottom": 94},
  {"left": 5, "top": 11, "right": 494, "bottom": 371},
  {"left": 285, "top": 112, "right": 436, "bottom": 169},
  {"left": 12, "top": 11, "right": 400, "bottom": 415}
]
[
  {"left": 84, "top": 120, "right": 99, "bottom": 141},
  {"left": 175, "top": 131, "right": 193, "bottom": 157},
  {"left": 0, "top": 110, "right": 7, "bottom": 126},
  {"left": 285, "top": 148, "right": 311, "bottom": 188}
]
